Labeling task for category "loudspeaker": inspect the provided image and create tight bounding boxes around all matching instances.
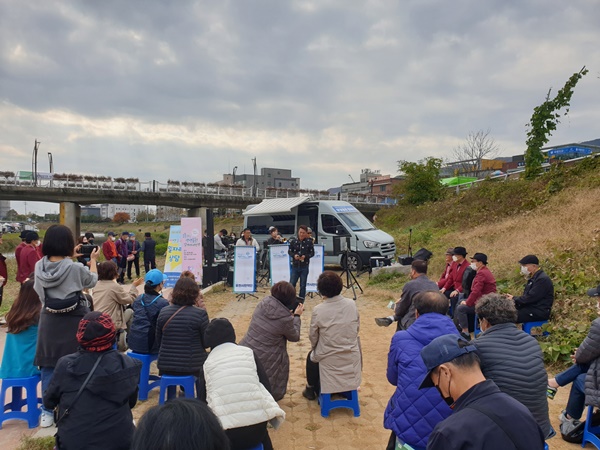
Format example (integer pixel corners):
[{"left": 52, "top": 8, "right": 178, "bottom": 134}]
[
  {"left": 202, "top": 264, "right": 219, "bottom": 288},
  {"left": 217, "top": 262, "right": 228, "bottom": 280},
  {"left": 227, "top": 269, "right": 234, "bottom": 287}
]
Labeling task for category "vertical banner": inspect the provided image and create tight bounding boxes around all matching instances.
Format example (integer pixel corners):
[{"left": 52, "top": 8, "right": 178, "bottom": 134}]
[
  {"left": 181, "top": 217, "right": 203, "bottom": 283},
  {"left": 233, "top": 246, "right": 256, "bottom": 293},
  {"left": 163, "top": 225, "right": 182, "bottom": 288},
  {"left": 269, "top": 244, "right": 290, "bottom": 286},
  {"left": 306, "top": 245, "right": 325, "bottom": 293}
]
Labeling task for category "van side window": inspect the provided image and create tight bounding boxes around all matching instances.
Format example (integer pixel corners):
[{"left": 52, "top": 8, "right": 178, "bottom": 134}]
[{"left": 321, "top": 214, "right": 344, "bottom": 234}]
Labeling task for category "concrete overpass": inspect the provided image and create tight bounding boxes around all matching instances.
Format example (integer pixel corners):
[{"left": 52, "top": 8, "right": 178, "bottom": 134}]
[{"left": 0, "top": 180, "right": 385, "bottom": 236}]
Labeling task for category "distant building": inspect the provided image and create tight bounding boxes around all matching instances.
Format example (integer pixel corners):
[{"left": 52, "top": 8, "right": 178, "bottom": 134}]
[
  {"left": 219, "top": 167, "right": 300, "bottom": 190},
  {"left": 156, "top": 206, "right": 186, "bottom": 222},
  {"left": 341, "top": 169, "right": 381, "bottom": 194},
  {"left": 81, "top": 206, "right": 101, "bottom": 218},
  {"left": 100, "top": 204, "right": 146, "bottom": 221},
  {"left": 0, "top": 200, "right": 9, "bottom": 219},
  {"left": 369, "top": 175, "right": 404, "bottom": 195}
]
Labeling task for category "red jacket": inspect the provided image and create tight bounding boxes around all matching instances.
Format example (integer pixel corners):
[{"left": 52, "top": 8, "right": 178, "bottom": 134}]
[
  {"left": 465, "top": 266, "right": 497, "bottom": 307},
  {"left": 443, "top": 260, "right": 470, "bottom": 292},
  {"left": 17, "top": 244, "right": 41, "bottom": 283},
  {"left": 438, "top": 263, "right": 452, "bottom": 289},
  {"left": 0, "top": 253, "right": 7, "bottom": 287},
  {"left": 102, "top": 239, "right": 117, "bottom": 260},
  {"left": 15, "top": 242, "right": 27, "bottom": 266}
]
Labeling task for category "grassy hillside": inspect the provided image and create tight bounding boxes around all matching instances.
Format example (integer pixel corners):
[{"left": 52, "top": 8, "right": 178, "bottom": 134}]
[{"left": 376, "top": 156, "right": 600, "bottom": 365}]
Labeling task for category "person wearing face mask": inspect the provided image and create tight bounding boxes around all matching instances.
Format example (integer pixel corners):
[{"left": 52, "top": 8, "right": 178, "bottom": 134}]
[
  {"left": 440, "top": 247, "right": 470, "bottom": 317},
  {"left": 16, "top": 231, "right": 42, "bottom": 284},
  {"left": 505, "top": 255, "right": 554, "bottom": 324},
  {"left": 115, "top": 231, "right": 130, "bottom": 284},
  {"left": 102, "top": 231, "right": 118, "bottom": 264},
  {"left": 419, "top": 334, "right": 545, "bottom": 450},
  {"left": 455, "top": 253, "right": 496, "bottom": 338}
]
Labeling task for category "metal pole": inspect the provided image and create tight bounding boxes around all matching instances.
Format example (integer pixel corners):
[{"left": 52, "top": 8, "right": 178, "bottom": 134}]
[
  {"left": 33, "top": 140, "right": 40, "bottom": 186},
  {"left": 48, "top": 152, "right": 53, "bottom": 187}
]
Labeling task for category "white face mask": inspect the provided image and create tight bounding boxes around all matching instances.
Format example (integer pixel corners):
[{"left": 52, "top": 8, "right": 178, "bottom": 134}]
[
  {"left": 470, "top": 262, "right": 478, "bottom": 270},
  {"left": 452, "top": 255, "right": 458, "bottom": 262},
  {"left": 520, "top": 265, "right": 530, "bottom": 276}
]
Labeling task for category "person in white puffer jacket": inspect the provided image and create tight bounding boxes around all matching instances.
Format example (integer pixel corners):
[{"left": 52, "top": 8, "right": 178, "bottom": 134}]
[{"left": 203, "top": 318, "right": 285, "bottom": 450}]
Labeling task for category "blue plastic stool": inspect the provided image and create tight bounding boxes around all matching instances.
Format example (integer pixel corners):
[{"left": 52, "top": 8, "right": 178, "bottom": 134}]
[
  {"left": 473, "top": 314, "right": 481, "bottom": 337},
  {"left": 582, "top": 405, "right": 600, "bottom": 449},
  {"left": 522, "top": 320, "right": 549, "bottom": 336},
  {"left": 544, "top": 443, "right": 549, "bottom": 450},
  {"left": 127, "top": 352, "right": 160, "bottom": 401},
  {"left": 158, "top": 375, "right": 196, "bottom": 405},
  {"left": 0, "top": 375, "right": 42, "bottom": 429},
  {"left": 319, "top": 390, "right": 360, "bottom": 418},
  {"left": 244, "top": 444, "right": 264, "bottom": 450}
]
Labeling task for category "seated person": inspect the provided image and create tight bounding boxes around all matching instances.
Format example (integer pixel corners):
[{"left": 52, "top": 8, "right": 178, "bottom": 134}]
[
  {"left": 506, "top": 254, "right": 554, "bottom": 323},
  {"left": 0, "top": 278, "right": 42, "bottom": 378},
  {"left": 127, "top": 269, "right": 170, "bottom": 354},
  {"left": 204, "top": 318, "right": 285, "bottom": 450},
  {"left": 43, "top": 312, "right": 141, "bottom": 450},
  {"left": 437, "top": 248, "right": 454, "bottom": 289},
  {"left": 131, "top": 398, "right": 229, "bottom": 450},
  {"left": 303, "top": 271, "right": 361, "bottom": 400},
  {"left": 473, "top": 293, "right": 552, "bottom": 438},
  {"left": 156, "top": 277, "right": 210, "bottom": 401}
]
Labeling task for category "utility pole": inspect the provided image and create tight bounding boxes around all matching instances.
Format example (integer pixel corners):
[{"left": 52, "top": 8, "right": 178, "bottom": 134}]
[
  {"left": 32, "top": 140, "right": 40, "bottom": 186},
  {"left": 251, "top": 157, "right": 257, "bottom": 196}
]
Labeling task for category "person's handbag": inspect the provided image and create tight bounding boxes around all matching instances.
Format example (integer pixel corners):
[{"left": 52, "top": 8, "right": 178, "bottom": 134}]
[{"left": 44, "top": 291, "right": 86, "bottom": 314}]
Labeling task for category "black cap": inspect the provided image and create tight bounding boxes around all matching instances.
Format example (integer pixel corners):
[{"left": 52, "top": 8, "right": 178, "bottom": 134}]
[
  {"left": 25, "top": 231, "right": 39, "bottom": 243},
  {"left": 471, "top": 252, "right": 488, "bottom": 265},
  {"left": 204, "top": 318, "right": 236, "bottom": 349},
  {"left": 518, "top": 255, "right": 539, "bottom": 265},
  {"left": 452, "top": 247, "right": 467, "bottom": 257},
  {"left": 20, "top": 230, "right": 29, "bottom": 239},
  {"left": 587, "top": 285, "right": 600, "bottom": 297}
]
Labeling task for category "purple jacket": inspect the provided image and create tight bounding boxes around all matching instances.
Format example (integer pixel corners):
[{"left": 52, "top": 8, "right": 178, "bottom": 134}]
[
  {"left": 115, "top": 238, "right": 128, "bottom": 261},
  {"left": 384, "top": 313, "right": 459, "bottom": 448}
]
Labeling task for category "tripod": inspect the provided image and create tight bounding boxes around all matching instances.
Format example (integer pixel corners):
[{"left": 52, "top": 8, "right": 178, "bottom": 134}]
[
  {"left": 339, "top": 236, "right": 363, "bottom": 300},
  {"left": 236, "top": 292, "right": 258, "bottom": 301},
  {"left": 257, "top": 247, "right": 270, "bottom": 287}
]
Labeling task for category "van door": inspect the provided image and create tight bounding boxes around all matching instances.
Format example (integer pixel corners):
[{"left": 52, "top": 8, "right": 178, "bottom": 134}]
[{"left": 319, "top": 213, "right": 350, "bottom": 265}]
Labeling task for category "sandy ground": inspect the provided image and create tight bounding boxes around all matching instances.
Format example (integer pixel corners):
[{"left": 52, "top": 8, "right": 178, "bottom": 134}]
[{"left": 0, "top": 274, "right": 588, "bottom": 449}]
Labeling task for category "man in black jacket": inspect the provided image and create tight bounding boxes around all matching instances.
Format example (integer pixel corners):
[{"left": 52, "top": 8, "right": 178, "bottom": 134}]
[
  {"left": 419, "top": 334, "right": 545, "bottom": 450},
  {"left": 141, "top": 232, "right": 157, "bottom": 273},
  {"left": 288, "top": 225, "right": 314, "bottom": 302},
  {"left": 506, "top": 254, "right": 554, "bottom": 323}
]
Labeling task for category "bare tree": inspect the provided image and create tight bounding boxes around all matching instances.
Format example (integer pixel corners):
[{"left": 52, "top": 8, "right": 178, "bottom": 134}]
[{"left": 451, "top": 129, "right": 500, "bottom": 177}]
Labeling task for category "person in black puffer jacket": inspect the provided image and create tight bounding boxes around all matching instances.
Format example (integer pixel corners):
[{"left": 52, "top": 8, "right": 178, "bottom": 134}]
[
  {"left": 473, "top": 293, "right": 552, "bottom": 439},
  {"left": 44, "top": 311, "right": 141, "bottom": 450},
  {"left": 157, "top": 277, "right": 209, "bottom": 401},
  {"left": 128, "top": 269, "right": 169, "bottom": 354}
]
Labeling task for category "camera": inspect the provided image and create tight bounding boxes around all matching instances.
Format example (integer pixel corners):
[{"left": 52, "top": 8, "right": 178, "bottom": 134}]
[{"left": 80, "top": 244, "right": 99, "bottom": 256}]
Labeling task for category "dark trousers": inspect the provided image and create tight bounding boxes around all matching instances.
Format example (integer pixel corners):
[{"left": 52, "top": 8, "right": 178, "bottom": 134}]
[
  {"left": 225, "top": 421, "right": 273, "bottom": 450},
  {"left": 0, "top": 285, "right": 3, "bottom": 308},
  {"left": 127, "top": 258, "right": 140, "bottom": 279},
  {"left": 290, "top": 265, "right": 309, "bottom": 300},
  {"left": 517, "top": 306, "right": 550, "bottom": 323},
  {"left": 144, "top": 258, "right": 156, "bottom": 273},
  {"left": 456, "top": 303, "right": 476, "bottom": 330},
  {"left": 306, "top": 352, "right": 321, "bottom": 394},
  {"left": 117, "top": 257, "right": 127, "bottom": 283},
  {"left": 386, "top": 431, "right": 426, "bottom": 450}
]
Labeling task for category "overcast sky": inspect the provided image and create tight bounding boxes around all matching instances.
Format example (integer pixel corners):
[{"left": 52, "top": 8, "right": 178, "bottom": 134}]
[{"left": 1, "top": 1, "right": 599, "bottom": 214}]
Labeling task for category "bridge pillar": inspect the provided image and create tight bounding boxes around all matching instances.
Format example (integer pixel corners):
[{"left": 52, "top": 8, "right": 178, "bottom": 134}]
[
  {"left": 187, "top": 207, "right": 207, "bottom": 226},
  {"left": 60, "top": 202, "right": 81, "bottom": 238}
]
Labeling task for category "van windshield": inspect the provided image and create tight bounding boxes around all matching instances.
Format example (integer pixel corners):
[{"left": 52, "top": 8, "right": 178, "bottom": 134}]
[{"left": 338, "top": 212, "right": 375, "bottom": 232}]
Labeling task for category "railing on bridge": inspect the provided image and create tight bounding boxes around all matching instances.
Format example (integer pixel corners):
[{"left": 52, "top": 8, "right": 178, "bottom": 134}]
[{"left": 0, "top": 174, "right": 394, "bottom": 206}]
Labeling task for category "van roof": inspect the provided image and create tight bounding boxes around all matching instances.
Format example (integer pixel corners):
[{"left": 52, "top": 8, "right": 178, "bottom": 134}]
[{"left": 243, "top": 197, "right": 310, "bottom": 216}]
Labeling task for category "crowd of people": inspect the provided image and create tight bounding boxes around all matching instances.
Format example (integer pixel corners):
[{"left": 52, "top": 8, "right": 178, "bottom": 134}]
[{"left": 1, "top": 230, "right": 600, "bottom": 449}]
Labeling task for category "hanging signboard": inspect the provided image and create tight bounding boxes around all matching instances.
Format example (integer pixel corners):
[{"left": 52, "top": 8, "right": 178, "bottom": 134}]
[
  {"left": 306, "top": 245, "right": 324, "bottom": 293},
  {"left": 269, "top": 244, "right": 290, "bottom": 286},
  {"left": 233, "top": 246, "right": 257, "bottom": 293}
]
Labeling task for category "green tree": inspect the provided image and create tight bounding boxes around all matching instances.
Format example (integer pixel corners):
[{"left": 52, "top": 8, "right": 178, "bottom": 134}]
[
  {"left": 137, "top": 211, "right": 155, "bottom": 222},
  {"left": 525, "top": 66, "right": 588, "bottom": 179},
  {"left": 395, "top": 157, "right": 445, "bottom": 205}
]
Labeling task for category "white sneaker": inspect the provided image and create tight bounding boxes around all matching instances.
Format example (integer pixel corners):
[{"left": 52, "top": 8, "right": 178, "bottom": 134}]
[{"left": 40, "top": 410, "right": 54, "bottom": 428}]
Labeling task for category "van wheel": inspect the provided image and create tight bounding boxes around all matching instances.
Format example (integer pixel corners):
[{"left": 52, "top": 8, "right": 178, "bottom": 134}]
[{"left": 342, "top": 252, "right": 363, "bottom": 272}]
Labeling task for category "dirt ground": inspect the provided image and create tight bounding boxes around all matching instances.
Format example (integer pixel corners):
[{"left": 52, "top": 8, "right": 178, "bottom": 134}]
[{"left": 0, "top": 273, "right": 587, "bottom": 449}]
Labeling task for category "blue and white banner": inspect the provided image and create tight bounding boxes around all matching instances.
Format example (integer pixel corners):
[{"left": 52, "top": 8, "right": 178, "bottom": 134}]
[
  {"left": 163, "top": 225, "right": 182, "bottom": 288},
  {"left": 269, "top": 244, "right": 290, "bottom": 286},
  {"left": 306, "top": 245, "right": 324, "bottom": 293},
  {"left": 233, "top": 245, "right": 257, "bottom": 293}
]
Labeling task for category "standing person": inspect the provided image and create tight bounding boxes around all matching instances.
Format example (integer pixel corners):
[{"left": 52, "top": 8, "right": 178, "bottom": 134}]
[
  {"left": 16, "top": 231, "right": 41, "bottom": 284},
  {"left": 0, "top": 279, "right": 42, "bottom": 379},
  {"left": 437, "top": 248, "right": 454, "bottom": 289},
  {"left": 384, "top": 291, "right": 458, "bottom": 450},
  {"left": 375, "top": 260, "right": 439, "bottom": 330},
  {"left": 93, "top": 261, "right": 143, "bottom": 352},
  {"left": 440, "top": 247, "right": 470, "bottom": 316},
  {"left": 84, "top": 232, "right": 95, "bottom": 246},
  {"left": 506, "top": 254, "right": 554, "bottom": 324},
  {"left": 141, "top": 232, "right": 157, "bottom": 272},
  {"left": 236, "top": 228, "right": 261, "bottom": 252},
  {"left": 455, "top": 252, "right": 496, "bottom": 338},
  {"left": 43, "top": 312, "right": 141, "bottom": 450},
  {"left": 102, "top": 231, "right": 118, "bottom": 264},
  {"left": 204, "top": 318, "right": 285, "bottom": 450},
  {"left": 288, "top": 225, "right": 314, "bottom": 302},
  {"left": 240, "top": 281, "right": 304, "bottom": 401},
  {"left": 127, "top": 233, "right": 141, "bottom": 280},
  {"left": 33, "top": 224, "right": 99, "bottom": 428},
  {"left": 214, "top": 229, "right": 229, "bottom": 254},
  {"left": 0, "top": 233, "right": 7, "bottom": 307},
  {"left": 419, "top": 334, "right": 546, "bottom": 450},
  {"left": 156, "top": 277, "right": 210, "bottom": 400},
  {"left": 127, "top": 269, "right": 169, "bottom": 354},
  {"left": 302, "top": 271, "right": 361, "bottom": 400},
  {"left": 115, "top": 231, "right": 130, "bottom": 284},
  {"left": 473, "top": 293, "right": 553, "bottom": 438},
  {"left": 14, "top": 230, "right": 28, "bottom": 269}
]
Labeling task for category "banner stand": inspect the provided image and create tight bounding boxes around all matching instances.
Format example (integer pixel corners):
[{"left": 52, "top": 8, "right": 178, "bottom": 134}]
[{"left": 233, "top": 246, "right": 258, "bottom": 300}]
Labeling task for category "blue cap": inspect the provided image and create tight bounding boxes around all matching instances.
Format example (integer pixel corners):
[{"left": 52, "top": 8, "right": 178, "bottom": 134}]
[
  {"left": 145, "top": 269, "right": 167, "bottom": 286},
  {"left": 419, "top": 334, "right": 478, "bottom": 389}
]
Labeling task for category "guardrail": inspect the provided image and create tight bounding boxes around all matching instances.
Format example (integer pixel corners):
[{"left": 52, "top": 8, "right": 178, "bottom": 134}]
[{"left": 0, "top": 176, "right": 393, "bottom": 206}]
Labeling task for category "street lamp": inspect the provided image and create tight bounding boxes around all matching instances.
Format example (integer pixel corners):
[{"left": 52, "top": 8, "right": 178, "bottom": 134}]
[
  {"left": 48, "top": 152, "right": 53, "bottom": 187},
  {"left": 232, "top": 166, "right": 238, "bottom": 184}
]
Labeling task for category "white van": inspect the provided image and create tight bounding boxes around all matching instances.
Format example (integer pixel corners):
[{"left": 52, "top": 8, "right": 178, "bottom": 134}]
[{"left": 243, "top": 197, "right": 396, "bottom": 271}]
